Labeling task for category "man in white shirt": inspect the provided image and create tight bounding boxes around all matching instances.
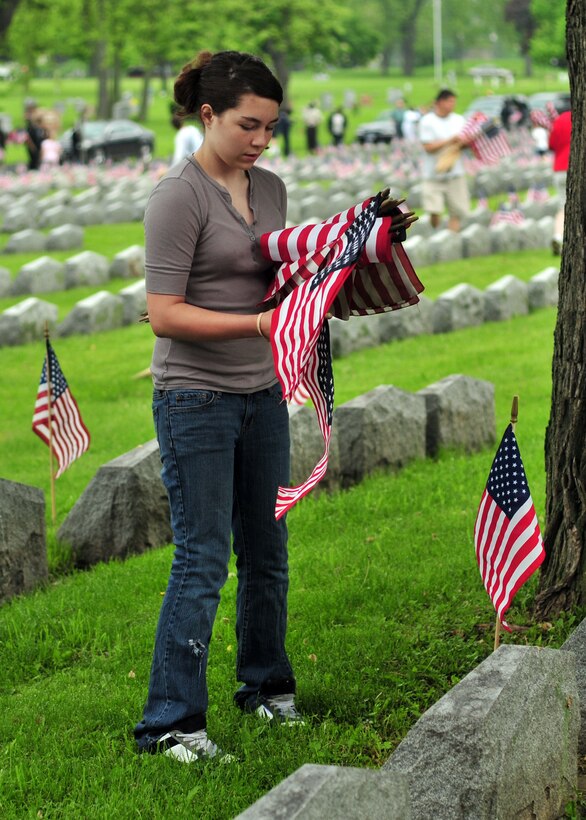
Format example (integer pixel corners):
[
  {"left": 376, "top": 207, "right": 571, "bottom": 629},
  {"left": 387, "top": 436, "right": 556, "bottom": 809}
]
[
  {"left": 419, "top": 89, "right": 470, "bottom": 232},
  {"left": 171, "top": 114, "right": 203, "bottom": 166}
]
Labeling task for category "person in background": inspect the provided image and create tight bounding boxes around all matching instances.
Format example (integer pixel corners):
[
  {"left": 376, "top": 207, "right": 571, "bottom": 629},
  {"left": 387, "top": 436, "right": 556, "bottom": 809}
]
[
  {"left": 134, "top": 49, "right": 302, "bottom": 765},
  {"left": 301, "top": 101, "right": 323, "bottom": 154},
  {"left": 171, "top": 113, "right": 203, "bottom": 165},
  {"left": 530, "top": 122, "right": 549, "bottom": 157},
  {"left": 418, "top": 89, "right": 470, "bottom": 232},
  {"left": 401, "top": 103, "right": 422, "bottom": 142},
  {"left": 391, "top": 98, "right": 406, "bottom": 139},
  {"left": 24, "top": 101, "right": 43, "bottom": 171},
  {"left": 38, "top": 109, "right": 62, "bottom": 168},
  {"left": 274, "top": 105, "right": 292, "bottom": 156},
  {"left": 548, "top": 106, "right": 571, "bottom": 256},
  {"left": 327, "top": 106, "right": 347, "bottom": 147}
]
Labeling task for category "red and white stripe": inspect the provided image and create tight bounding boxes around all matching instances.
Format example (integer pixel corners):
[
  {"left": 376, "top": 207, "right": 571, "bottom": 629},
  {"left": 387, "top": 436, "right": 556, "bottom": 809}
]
[
  {"left": 474, "top": 492, "right": 544, "bottom": 630},
  {"left": 260, "top": 194, "right": 424, "bottom": 518},
  {"left": 460, "top": 113, "right": 512, "bottom": 166},
  {"left": 33, "top": 383, "right": 90, "bottom": 478}
]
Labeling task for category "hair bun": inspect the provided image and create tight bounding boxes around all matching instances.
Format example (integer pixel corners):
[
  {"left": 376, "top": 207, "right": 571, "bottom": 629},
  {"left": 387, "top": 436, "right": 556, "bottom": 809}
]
[{"left": 193, "top": 50, "right": 213, "bottom": 70}]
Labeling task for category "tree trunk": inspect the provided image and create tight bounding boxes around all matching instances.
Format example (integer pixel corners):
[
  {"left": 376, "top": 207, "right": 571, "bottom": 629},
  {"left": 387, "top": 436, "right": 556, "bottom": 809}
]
[
  {"left": 523, "top": 46, "right": 533, "bottom": 77},
  {"left": 400, "top": 36, "right": 415, "bottom": 77},
  {"left": 111, "top": 50, "right": 122, "bottom": 112},
  {"left": 380, "top": 46, "right": 391, "bottom": 76},
  {"left": 266, "top": 49, "right": 290, "bottom": 109},
  {"left": 399, "top": 0, "right": 426, "bottom": 77},
  {"left": 95, "top": 39, "right": 110, "bottom": 119},
  {"left": 0, "top": 0, "right": 21, "bottom": 40},
  {"left": 535, "top": 0, "right": 586, "bottom": 619},
  {"left": 138, "top": 71, "right": 152, "bottom": 122}
]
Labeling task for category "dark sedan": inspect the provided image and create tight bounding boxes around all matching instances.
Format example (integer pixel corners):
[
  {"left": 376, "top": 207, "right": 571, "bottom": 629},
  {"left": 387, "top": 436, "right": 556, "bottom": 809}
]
[
  {"left": 60, "top": 119, "right": 155, "bottom": 163},
  {"left": 355, "top": 111, "right": 396, "bottom": 145}
]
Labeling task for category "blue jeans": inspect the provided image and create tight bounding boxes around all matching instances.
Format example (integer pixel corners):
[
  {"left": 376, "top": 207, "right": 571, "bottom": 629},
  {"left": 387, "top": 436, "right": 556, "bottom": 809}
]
[{"left": 134, "top": 384, "right": 294, "bottom": 750}]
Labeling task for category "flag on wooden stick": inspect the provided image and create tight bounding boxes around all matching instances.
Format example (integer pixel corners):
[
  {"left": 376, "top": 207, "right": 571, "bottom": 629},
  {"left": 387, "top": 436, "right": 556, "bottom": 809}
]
[
  {"left": 32, "top": 340, "right": 90, "bottom": 477},
  {"left": 474, "top": 423, "right": 545, "bottom": 631}
]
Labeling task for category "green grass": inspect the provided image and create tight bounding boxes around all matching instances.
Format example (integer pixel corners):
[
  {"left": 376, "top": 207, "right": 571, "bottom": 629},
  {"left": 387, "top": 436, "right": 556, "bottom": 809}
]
[
  {"left": 0, "top": 303, "right": 579, "bottom": 818},
  {"left": 0, "top": 245, "right": 556, "bottom": 535},
  {"left": 0, "top": 234, "right": 575, "bottom": 816},
  {"left": 0, "top": 60, "right": 571, "bottom": 815}
]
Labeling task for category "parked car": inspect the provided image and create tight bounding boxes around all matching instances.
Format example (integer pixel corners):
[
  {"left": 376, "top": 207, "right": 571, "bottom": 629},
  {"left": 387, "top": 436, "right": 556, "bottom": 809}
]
[
  {"left": 463, "top": 95, "right": 508, "bottom": 124},
  {"left": 528, "top": 91, "right": 571, "bottom": 114},
  {"left": 60, "top": 119, "right": 155, "bottom": 163},
  {"left": 355, "top": 111, "right": 396, "bottom": 144}
]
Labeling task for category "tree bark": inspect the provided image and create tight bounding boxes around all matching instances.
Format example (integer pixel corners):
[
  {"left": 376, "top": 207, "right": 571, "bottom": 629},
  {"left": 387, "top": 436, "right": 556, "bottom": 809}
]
[
  {"left": 535, "top": 0, "right": 586, "bottom": 618},
  {"left": 0, "top": 0, "right": 21, "bottom": 40},
  {"left": 111, "top": 49, "right": 122, "bottom": 113},
  {"left": 138, "top": 70, "right": 152, "bottom": 122},
  {"left": 399, "top": 0, "right": 426, "bottom": 77},
  {"left": 95, "top": 38, "right": 110, "bottom": 119},
  {"left": 265, "top": 48, "right": 290, "bottom": 109}
]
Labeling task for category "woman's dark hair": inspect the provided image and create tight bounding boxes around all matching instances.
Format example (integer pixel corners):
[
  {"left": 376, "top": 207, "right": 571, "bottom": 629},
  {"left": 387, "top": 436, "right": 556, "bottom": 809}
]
[{"left": 174, "top": 50, "right": 283, "bottom": 120}]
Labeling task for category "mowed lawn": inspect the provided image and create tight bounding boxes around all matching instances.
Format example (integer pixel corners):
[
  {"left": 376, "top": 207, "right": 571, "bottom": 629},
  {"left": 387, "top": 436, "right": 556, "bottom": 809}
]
[{"left": 1, "top": 231, "right": 579, "bottom": 818}]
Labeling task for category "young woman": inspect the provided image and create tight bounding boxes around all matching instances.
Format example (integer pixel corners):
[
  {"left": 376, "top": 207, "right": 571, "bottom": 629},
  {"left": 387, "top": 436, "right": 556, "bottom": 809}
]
[{"left": 134, "top": 50, "right": 301, "bottom": 763}]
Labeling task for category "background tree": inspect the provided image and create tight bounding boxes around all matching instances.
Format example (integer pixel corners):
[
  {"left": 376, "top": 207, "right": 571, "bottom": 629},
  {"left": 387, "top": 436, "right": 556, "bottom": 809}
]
[
  {"left": 364, "top": 0, "right": 429, "bottom": 76},
  {"left": 0, "top": 0, "right": 21, "bottom": 44},
  {"left": 228, "top": 0, "right": 353, "bottom": 106},
  {"left": 531, "top": 0, "right": 566, "bottom": 67},
  {"left": 504, "top": 0, "right": 536, "bottom": 77},
  {"left": 535, "top": 0, "right": 586, "bottom": 618}
]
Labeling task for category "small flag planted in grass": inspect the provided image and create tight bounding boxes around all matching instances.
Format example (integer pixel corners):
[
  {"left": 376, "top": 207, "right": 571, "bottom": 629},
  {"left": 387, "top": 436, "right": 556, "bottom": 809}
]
[
  {"left": 474, "top": 406, "right": 545, "bottom": 640},
  {"left": 32, "top": 339, "right": 90, "bottom": 478}
]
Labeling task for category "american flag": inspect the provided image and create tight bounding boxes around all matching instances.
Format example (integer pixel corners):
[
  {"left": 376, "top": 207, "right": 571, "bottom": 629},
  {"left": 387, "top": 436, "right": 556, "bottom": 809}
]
[
  {"left": 490, "top": 203, "right": 525, "bottom": 226},
  {"left": 529, "top": 102, "right": 559, "bottom": 132},
  {"left": 260, "top": 193, "right": 423, "bottom": 518},
  {"left": 461, "top": 113, "right": 512, "bottom": 166},
  {"left": 525, "top": 184, "right": 550, "bottom": 204},
  {"left": 32, "top": 340, "right": 90, "bottom": 477},
  {"left": 288, "top": 383, "right": 311, "bottom": 406},
  {"left": 474, "top": 424, "right": 545, "bottom": 631}
]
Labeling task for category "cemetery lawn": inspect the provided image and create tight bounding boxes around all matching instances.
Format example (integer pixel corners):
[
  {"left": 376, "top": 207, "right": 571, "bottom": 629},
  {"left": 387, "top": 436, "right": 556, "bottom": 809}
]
[{"left": 1, "top": 247, "right": 582, "bottom": 816}]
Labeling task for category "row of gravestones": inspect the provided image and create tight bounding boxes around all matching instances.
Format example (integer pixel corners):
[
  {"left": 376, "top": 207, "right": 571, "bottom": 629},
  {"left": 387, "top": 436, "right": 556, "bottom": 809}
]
[
  {"left": 328, "top": 266, "right": 559, "bottom": 359},
  {"left": 0, "top": 177, "right": 154, "bottom": 232},
  {"left": 0, "top": 264, "right": 558, "bottom": 350},
  {"left": 405, "top": 215, "right": 556, "bottom": 267},
  {"left": 282, "top": 171, "right": 556, "bottom": 226},
  {"left": 0, "top": 149, "right": 553, "bottom": 233},
  {"left": 0, "top": 243, "right": 144, "bottom": 298},
  {"left": 2, "top": 370, "right": 583, "bottom": 819},
  {"left": 0, "top": 372, "right": 495, "bottom": 592}
]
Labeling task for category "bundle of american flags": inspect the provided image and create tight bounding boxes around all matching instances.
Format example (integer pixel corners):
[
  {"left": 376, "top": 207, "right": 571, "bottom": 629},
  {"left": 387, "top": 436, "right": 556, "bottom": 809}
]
[
  {"left": 435, "top": 112, "right": 511, "bottom": 174},
  {"left": 260, "top": 192, "right": 423, "bottom": 518}
]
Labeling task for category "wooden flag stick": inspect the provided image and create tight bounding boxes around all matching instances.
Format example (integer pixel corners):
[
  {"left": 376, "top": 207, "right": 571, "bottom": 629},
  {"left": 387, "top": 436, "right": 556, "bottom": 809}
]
[
  {"left": 494, "top": 394, "right": 520, "bottom": 651},
  {"left": 44, "top": 323, "right": 57, "bottom": 525}
]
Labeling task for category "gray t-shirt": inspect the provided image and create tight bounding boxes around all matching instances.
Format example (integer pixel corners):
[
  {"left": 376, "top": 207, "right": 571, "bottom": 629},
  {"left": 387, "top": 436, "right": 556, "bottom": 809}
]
[{"left": 145, "top": 157, "right": 287, "bottom": 391}]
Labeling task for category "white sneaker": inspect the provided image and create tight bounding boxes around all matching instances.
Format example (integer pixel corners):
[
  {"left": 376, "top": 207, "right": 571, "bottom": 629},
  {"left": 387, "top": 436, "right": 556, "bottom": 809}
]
[
  {"left": 255, "top": 694, "right": 305, "bottom": 725},
  {"left": 158, "top": 729, "right": 233, "bottom": 763}
]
